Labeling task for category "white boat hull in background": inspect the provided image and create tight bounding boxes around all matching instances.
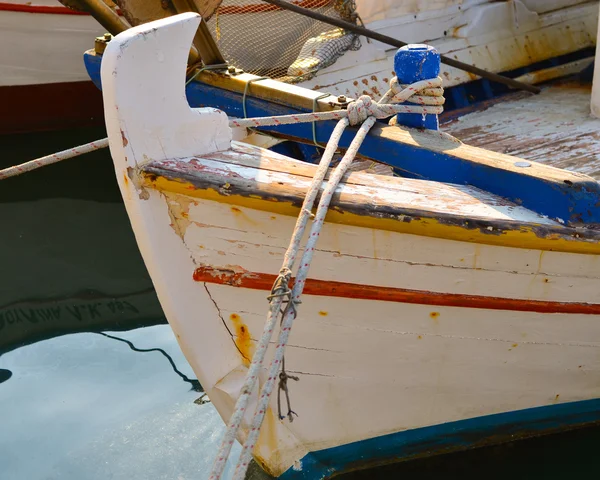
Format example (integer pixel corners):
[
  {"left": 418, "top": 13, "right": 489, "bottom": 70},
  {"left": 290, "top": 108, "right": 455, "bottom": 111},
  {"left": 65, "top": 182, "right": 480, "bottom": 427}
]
[{"left": 0, "top": 1, "right": 106, "bottom": 133}]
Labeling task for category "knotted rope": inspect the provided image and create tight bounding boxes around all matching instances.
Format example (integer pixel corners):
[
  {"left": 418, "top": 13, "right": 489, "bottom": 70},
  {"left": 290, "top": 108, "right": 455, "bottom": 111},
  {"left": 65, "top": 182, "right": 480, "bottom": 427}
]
[
  {"left": 0, "top": 76, "right": 445, "bottom": 181},
  {"left": 210, "top": 76, "right": 444, "bottom": 480}
]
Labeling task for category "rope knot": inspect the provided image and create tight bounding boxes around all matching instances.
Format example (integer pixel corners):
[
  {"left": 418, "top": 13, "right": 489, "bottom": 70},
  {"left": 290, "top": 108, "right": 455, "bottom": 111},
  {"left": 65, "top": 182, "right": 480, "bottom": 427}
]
[{"left": 347, "top": 95, "right": 384, "bottom": 125}]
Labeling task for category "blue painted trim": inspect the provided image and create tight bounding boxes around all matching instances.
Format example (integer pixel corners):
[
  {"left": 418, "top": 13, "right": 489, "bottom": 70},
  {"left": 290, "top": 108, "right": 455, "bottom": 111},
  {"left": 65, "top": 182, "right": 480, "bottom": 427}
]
[
  {"left": 84, "top": 51, "right": 600, "bottom": 225},
  {"left": 280, "top": 398, "right": 600, "bottom": 479}
]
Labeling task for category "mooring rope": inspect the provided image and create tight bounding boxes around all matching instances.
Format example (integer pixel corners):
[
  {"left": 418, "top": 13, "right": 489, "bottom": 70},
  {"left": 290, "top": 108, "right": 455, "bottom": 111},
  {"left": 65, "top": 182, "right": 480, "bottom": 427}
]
[
  {"left": 0, "top": 76, "right": 444, "bottom": 181},
  {"left": 208, "top": 76, "right": 444, "bottom": 480},
  {"left": 0, "top": 138, "right": 109, "bottom": 181}
]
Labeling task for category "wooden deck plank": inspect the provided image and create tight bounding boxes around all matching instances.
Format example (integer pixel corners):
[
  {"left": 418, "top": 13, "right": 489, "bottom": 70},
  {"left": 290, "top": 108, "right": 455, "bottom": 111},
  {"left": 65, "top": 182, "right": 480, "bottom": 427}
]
[{"left": 443, "top": 82, "right": 600, "bottom": 179}]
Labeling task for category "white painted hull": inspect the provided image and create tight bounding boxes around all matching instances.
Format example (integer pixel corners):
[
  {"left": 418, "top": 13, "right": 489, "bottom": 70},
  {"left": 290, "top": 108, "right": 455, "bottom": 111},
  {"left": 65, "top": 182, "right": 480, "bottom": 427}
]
[
  {"left": 142, "top": 190, "right": 600, "bottom": 475},
  {"left": 100, "top": 13, "right": 600, "bottom": 478},
  {"left": 0, "top": 1, "right": 104, "bottom": 87}
]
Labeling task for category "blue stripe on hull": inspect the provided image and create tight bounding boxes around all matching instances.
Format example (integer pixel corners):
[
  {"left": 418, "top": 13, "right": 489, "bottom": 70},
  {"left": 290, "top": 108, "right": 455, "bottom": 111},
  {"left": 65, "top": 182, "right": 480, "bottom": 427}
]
[{"left": 279, "top": 398, "right": 600, "bottom": 479}]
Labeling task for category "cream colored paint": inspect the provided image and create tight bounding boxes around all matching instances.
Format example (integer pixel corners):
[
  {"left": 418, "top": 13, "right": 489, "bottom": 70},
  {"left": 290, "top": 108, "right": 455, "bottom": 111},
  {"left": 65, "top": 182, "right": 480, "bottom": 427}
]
[{"left": 181, "top": 199, "right": 600, "bottom": 303}]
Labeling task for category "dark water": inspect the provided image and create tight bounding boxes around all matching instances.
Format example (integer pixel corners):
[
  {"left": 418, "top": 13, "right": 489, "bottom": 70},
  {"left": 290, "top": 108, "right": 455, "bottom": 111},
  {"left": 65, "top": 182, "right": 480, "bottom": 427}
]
[{"left": 2, "top": 127, "right": 600, "bottom": 479}]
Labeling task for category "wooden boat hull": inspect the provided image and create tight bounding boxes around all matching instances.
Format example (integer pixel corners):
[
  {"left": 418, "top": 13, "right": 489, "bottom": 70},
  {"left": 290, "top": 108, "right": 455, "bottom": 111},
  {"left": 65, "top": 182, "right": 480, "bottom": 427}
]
[
  {"left": 100, "top": 13, "right": 600, "bottom": 478},
  {"left": 0, "top": 1, "right": 105, "bottom": 133}
]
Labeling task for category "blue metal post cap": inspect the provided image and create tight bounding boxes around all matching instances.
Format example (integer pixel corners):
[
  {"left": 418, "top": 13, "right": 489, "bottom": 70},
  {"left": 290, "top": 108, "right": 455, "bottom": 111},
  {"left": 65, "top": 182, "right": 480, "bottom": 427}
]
[{"left": 394, "top": 44, "right": 441, "bottom": 130}]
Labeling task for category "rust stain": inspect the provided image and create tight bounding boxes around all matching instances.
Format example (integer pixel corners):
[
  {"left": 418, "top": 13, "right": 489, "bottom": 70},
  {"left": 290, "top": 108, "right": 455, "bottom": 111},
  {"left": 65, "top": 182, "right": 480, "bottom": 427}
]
[
  {"left": 123, "top": 173, "right": 129, "bottom": 186},
  {"left": 192, "top": 265, "right": 600, "bottom": 314},
  {"left": 417, "top": 335, "right": 423, "bottom": 340},
  {"left": 318, "top": 311, "right": 328, "bottom": 316},
  {"left": 120, "top": 130, "right": 128, "bottom": 147},
  {"left": 512, "top": 343, "right": 518, "bottom": 348},
  {"left": 229, "top": 313, "right": 254, "bottom": 365},
  {"left": 231, "top": 206, "right": 242, "bottom": 213},
  {"left": 254, "top": 408, "right": 284, "bottom": 475}
]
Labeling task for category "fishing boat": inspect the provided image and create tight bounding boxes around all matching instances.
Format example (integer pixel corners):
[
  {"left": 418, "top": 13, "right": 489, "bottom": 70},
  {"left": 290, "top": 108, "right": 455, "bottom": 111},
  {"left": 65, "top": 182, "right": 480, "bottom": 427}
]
[
  {"left": 100, "top": 12, "right": 600, "bottom": 479},
  {"left": 82, "top": 0, "right": 600, "bottom": 165}
]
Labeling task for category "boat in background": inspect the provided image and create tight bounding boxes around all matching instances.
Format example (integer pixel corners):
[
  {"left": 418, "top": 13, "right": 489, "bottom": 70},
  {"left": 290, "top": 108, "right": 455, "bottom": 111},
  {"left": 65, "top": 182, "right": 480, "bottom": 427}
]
[
  {"left": 100, "top": 13, "right": 600, "bottom": 479},
  {"left": 0, "top": 0, "right": 109, "bottom": 134}
]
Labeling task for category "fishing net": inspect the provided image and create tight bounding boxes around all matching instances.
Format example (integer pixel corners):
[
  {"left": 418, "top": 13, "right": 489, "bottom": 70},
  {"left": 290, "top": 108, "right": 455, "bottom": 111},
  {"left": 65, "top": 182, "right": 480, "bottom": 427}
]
[{"left": 205, "top": 0, "right": 361, "bottom": 82}]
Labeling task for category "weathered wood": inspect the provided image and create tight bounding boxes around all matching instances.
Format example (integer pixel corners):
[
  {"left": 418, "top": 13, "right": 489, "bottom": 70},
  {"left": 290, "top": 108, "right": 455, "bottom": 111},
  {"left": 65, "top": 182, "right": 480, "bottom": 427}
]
[
  {"left": 140, "top": 144, "right": 600, "bottom": 254},
  {"left": 444, "top": 82, "right": 600, "bottom": 179},
  {"left": 184, "top": 69, "right": 600, "bottom": 226}
]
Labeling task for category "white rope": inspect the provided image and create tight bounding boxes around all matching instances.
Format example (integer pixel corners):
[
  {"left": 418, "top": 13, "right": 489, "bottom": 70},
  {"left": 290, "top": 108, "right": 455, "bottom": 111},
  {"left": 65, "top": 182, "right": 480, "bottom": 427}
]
[
  {"left": 230, "top": 77, "right": 444, "bottom": 129},
  {"left": 0, "top": 138, "right": 109, "bottom": 181},
  {"left": 0, "top": 76, "right": 443, "bottom": 181},
  {"left": 233, "top": 119, "right": 376, "bottom": 480},
  {"left": 207, "top": 119, "right": 348, "bottom": 480},
  {"left": 207, "top": 75, "right": 444, "bottom": 480}
]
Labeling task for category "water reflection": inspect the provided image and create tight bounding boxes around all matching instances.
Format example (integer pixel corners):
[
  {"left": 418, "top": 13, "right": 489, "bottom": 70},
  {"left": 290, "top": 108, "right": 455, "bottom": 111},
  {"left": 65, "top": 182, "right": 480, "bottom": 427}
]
[
  {"left": 0, "top": 326, "right": 242, "bottom": 480},
  {"left": 0, "top": 127, "right": 166, "bottom": 355}
]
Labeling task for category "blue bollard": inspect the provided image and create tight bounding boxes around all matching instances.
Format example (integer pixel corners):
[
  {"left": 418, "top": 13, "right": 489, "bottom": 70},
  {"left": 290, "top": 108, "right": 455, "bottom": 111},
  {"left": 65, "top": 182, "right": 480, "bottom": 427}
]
[{"left": 394, "top": 44, "right": 440, "bottom": 130}]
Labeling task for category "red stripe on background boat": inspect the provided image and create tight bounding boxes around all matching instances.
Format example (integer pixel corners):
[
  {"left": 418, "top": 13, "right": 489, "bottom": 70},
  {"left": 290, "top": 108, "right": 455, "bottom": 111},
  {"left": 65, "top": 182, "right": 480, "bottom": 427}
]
[{"left": 0, "top": 2, "right": 89, "bottom": 14}]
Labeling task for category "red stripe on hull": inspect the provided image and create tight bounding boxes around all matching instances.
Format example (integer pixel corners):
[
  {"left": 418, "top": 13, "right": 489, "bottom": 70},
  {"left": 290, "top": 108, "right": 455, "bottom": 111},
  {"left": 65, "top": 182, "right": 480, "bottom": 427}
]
[
  {"left": 0, "top": 2, "right": 89, "bottom": 15},
  {"left": 0, "top": 81, "right": 104, "bottom": 135},
  {"left": 193, "top": 266, "right": 600, "bottom": 315}
]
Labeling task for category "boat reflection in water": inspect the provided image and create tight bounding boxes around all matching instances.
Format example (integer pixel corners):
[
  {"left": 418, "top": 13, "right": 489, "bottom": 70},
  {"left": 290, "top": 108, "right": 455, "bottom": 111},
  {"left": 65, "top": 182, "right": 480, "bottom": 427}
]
[{"left": 0, "top": 127, "right": 166, "bottom": 355}]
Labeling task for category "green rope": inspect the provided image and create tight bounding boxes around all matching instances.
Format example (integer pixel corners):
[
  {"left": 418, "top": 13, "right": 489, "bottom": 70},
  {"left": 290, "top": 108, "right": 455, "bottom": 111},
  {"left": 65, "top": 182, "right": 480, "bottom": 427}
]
[
  {"left": 312, "top": 92, "right": 333, "bottom": 148},
  {"left": 185, "top": 63, "right": 229, "bottom": 86},
  {"left": 242, "top": 77, "right": 270, "bottom": 118}
]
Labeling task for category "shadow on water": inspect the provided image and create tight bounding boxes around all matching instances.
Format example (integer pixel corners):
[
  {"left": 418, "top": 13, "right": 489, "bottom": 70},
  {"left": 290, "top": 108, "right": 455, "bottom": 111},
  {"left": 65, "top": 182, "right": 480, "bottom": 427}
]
[
  {"left": 0, "top": 368, "right": 12, "bottom": 384},
  {"left": 2, "top": 126, "right": 600, "bottom": 479},
  {"left": 96, "top": 332, "right": 203, "bottom": 392}
]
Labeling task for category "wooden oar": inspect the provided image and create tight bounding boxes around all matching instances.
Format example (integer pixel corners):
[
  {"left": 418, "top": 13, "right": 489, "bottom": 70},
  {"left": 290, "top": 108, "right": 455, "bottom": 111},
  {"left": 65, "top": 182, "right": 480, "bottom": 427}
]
[{"left": 260, "top": 0, "right": 541, "bottom": 94}]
